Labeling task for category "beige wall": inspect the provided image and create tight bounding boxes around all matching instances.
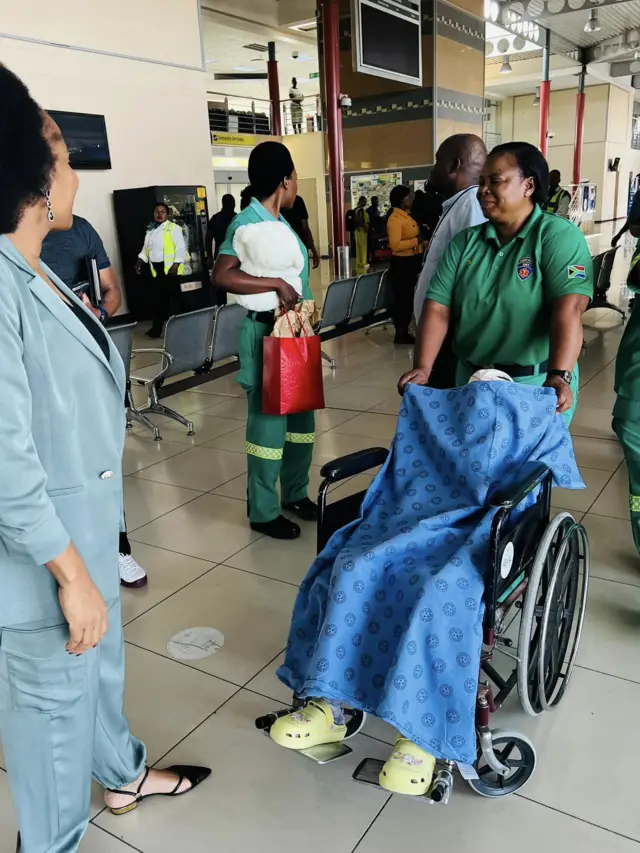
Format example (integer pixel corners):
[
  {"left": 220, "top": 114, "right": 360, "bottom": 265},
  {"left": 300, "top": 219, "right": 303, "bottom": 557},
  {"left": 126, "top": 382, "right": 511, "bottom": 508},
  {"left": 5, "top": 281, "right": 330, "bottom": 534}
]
[
  {"left": 0, "top": 0, "right": 214, "bottom": 285},
  {"left": 504, "top": 84, "right": 638, "bottom": 221},
  {"left": 282, "top": 133, "right": 329, "bottom": 256},
  {"left": 0, "top": 0, "right": 203, "bottom": 69}
]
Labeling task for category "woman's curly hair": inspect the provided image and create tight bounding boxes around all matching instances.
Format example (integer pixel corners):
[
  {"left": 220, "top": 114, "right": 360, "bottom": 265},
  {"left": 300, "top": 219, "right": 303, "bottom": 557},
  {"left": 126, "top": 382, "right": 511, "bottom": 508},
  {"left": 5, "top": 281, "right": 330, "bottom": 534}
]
[{"left": 0, "top": 64, "right": 54, "bottom": 234}]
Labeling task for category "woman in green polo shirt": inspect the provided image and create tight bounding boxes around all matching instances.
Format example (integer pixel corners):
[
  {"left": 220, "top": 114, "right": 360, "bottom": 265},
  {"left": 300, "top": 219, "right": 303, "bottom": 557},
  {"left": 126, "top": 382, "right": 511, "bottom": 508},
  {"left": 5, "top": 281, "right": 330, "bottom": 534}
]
[
  {"left": 215, "top": 141, "right": 317, "bottom": 541},
  {"left": 399, "top": 141, "right": 593, "bottom": 422}
]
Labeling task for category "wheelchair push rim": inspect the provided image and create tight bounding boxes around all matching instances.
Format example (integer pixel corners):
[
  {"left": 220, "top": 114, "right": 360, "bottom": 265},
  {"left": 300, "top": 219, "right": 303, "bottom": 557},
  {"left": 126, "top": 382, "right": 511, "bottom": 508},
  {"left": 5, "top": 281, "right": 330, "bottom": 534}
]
[{"left": 517, "top": 512, "right": 589, "bottom": 717}]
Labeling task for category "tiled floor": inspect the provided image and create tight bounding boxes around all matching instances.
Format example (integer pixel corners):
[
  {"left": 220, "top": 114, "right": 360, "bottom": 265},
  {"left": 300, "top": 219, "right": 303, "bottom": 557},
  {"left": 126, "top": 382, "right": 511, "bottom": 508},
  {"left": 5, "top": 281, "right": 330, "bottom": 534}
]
[{"left": 3, "top": 231, "right": 640, "bottom": 851}]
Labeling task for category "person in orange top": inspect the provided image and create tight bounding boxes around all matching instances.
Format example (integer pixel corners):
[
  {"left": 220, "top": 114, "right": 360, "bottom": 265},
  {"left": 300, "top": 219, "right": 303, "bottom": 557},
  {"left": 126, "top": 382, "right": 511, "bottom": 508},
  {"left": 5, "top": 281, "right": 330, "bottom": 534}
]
[{"left": 387, "top": 185, "right": 422, "bottom": 344}]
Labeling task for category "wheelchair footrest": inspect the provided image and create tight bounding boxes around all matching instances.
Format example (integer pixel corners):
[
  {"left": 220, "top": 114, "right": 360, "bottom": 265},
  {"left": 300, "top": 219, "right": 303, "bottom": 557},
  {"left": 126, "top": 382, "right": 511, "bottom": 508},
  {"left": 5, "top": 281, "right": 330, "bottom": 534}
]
[{"left": 352, "top": 758, "right": 452, "bottom": 804}]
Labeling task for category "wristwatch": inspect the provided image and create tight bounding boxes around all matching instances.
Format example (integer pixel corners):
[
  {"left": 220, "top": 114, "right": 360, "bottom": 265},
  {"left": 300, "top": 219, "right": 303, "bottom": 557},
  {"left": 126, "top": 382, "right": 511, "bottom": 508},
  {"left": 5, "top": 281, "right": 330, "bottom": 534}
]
[
  {"left": 98, "top": 305, "right": 109, "bottom": 324},
  {"left": 547, "top": 369, "right": 572, "bottom": 385}
]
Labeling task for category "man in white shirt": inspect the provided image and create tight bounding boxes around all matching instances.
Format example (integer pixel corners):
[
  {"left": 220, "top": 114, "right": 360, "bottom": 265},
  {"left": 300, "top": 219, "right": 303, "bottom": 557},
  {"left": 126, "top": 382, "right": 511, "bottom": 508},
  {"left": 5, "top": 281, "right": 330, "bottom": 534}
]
[
  {"left": 135, "top": 203, "right": 187, "bottom": 337},
  {"left": 413, "top": 134, "right": 487, "bottom": 387}
]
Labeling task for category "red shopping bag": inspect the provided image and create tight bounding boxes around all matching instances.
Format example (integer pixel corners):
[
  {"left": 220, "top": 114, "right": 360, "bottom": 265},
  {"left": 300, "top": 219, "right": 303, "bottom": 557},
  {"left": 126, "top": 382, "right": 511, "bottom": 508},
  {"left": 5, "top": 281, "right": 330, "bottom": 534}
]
[{"left": 262, "top": 324, "right": 325, "bottom": 416}]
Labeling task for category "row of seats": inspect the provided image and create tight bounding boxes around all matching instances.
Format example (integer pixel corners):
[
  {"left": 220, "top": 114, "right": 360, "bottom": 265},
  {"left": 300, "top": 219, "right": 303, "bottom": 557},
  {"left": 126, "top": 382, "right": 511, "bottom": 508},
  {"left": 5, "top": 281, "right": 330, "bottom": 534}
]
[{"left": 108, "top": 269, "right": 391, "bottom": 441}]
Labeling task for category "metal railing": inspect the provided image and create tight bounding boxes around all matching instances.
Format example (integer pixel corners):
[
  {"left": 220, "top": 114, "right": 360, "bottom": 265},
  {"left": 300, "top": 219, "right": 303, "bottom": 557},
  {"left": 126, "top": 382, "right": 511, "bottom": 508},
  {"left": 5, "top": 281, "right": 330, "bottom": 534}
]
[
  {"left": 567, "top": 183, "right": 597, "bottom": 232},
  {"left": 208, "top": 92, "right": 272, "bottom": 137},
  {"left": 280, "top": 99, "right": 323, "bottom": 135},
  {"left": 207, "top": 91, "right": 323, "bottom": 139}
]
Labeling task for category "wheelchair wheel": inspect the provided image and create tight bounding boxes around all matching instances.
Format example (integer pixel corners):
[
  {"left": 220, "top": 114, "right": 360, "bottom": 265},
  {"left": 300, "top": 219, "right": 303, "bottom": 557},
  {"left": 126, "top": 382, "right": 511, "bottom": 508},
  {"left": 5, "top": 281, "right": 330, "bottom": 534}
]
[
  {"left": 344, "top": 709, "right": 367, "bottom": 739},
  {"left": 468, "top": 730, "right": 536, "bottom": 798},
  {"left": 517, "top": 512, "right": 589, "bottom": 717}
]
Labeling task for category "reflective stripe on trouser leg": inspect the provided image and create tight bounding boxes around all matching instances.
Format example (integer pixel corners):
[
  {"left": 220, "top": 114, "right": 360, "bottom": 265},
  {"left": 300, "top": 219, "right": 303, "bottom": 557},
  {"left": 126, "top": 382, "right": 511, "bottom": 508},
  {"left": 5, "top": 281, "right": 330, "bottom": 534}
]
[
  {"left": 281, "top": 410, "right": 315, "bottom": 505},
  {"left": 630, "top": 495, "right": 640, "bottom": 512},
  {"left": 246, "top": 388, "right": 287, "bottom": 524}
]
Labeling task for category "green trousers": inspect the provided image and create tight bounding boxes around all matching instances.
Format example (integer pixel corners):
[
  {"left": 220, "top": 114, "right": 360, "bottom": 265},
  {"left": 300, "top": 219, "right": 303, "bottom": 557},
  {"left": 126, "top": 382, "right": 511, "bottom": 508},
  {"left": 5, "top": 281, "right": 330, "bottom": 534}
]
[
  {"left": 238, "top": 316, "right": 315, "bottom": 524},
  {"left": 613, "top": 399, "right": 640, "bottom": 556}
]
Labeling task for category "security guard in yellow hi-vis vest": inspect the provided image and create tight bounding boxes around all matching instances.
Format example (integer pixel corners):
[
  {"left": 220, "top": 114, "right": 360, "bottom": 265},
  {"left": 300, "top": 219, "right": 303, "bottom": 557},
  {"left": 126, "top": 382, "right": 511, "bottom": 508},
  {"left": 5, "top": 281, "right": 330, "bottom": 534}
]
[
  {"left": 541, "top": 169, "right": 571, "bottom": 218},
  {"left": 613, "top": 230, "right": 640, "bottom": 556},
  {"left": 399, "top": 142, "right": 593, "bottom": 423},
  {"left": 135, "top": 202, "right": 186, "bottom": 338},
  {"left": 215, "top": 142, "right": 316, "bottom": 540}
]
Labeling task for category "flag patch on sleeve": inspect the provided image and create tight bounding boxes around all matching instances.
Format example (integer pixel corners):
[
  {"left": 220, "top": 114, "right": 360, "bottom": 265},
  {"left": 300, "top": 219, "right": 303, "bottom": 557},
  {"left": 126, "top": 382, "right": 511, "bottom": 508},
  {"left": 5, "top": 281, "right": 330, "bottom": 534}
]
[{"left": 568, "top": 265, "right": 586, "bottom": 280}]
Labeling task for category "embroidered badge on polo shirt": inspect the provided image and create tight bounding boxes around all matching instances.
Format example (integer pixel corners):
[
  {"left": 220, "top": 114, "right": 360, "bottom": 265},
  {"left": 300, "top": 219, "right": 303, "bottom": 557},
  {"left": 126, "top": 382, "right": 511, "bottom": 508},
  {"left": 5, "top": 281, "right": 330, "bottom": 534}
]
[
  {"left": 568, "top": 265, "right": 586, "bottom": 280},
  {"left": 517, "top": 256, "right": 534, "bottom": 280}
]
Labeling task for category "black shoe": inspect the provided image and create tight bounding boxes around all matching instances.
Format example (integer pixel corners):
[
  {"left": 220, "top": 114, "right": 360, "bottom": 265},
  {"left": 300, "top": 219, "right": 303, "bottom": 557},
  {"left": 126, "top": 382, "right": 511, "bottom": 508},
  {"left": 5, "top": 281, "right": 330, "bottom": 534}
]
[
  {"left": 146, "top": 328, "right": 163, "bottom": 339},
  {"left": 394, "top": 332, "right": 415, "bottom": 345},
  {"left": 283, "top": 497, "right": 318, "bottom": 522},
  {"left": 250, "top": 515, "right": 301, "bottom": 540}
]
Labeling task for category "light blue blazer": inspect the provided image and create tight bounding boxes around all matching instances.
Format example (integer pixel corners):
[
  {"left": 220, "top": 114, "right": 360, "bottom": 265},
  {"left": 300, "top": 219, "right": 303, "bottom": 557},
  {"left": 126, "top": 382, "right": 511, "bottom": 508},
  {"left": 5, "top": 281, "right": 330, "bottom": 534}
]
[{"left": 0, "top": 236, "right": 126, "bottom": 626}]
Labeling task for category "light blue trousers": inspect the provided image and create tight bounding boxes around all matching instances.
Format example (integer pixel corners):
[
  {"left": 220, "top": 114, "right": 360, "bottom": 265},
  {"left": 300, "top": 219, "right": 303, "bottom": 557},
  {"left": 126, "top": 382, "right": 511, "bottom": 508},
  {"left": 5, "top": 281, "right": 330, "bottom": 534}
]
[{"left": 0, "top": 598, "right": 146, "bottom": 853}]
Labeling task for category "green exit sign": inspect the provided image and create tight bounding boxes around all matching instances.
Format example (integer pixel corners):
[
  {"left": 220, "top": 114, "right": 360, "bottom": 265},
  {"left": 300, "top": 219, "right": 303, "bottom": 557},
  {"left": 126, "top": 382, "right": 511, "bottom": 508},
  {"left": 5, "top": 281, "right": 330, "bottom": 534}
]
[{"left": 310, "top": 71, "right": 320, "bottom": 79}]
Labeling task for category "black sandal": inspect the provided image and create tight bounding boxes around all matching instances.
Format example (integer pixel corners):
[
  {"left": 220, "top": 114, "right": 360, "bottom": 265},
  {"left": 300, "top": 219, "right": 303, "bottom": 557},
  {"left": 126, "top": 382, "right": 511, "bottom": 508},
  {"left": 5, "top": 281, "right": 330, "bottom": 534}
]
[{"left": 107, "top": 765, "right": 211, "bottom": 815}]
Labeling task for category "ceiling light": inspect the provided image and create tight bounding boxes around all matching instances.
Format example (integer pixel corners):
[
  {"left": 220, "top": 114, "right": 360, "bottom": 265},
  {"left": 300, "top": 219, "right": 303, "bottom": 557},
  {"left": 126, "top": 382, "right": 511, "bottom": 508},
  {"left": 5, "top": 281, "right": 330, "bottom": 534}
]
[
  {"left": 533, "top": 86, "right": 540, "bottom": 106},
  {"left": 584, "top": 9, "right": 601, "bottom": 33},
  {"left": 500, "top": 55, "right": 513, "bottom": 74},
  {"left": 233, "top": 65, "right": 257, "bottom": 72}
]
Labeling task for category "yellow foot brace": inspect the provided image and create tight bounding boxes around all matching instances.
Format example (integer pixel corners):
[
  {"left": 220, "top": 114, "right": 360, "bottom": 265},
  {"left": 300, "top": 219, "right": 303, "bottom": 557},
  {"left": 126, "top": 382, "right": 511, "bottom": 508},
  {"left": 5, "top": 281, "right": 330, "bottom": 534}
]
[
  {"left": 270, "top": 699, "right": 347, "bottom": 750},
  {"left": 379, "top": 735, "right": 436, "bottom": 796}
]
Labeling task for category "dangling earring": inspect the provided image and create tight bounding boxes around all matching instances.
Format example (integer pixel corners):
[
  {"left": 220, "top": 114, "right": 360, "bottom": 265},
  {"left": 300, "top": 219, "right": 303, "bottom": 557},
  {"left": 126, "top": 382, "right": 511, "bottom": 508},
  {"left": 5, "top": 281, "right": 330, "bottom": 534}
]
[{"left": 45, "top": 189, "right": 54, "bottom": 223}]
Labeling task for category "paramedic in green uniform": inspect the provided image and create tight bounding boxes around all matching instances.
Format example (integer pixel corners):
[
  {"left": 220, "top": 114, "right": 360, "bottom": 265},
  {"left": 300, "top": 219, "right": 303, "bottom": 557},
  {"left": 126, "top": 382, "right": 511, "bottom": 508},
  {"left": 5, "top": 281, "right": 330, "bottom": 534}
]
[
  {"left": 613, "top": 225, "right": 640, "bottom": 555},
  {"left": 215, "top": 142, "right": 316, "bottom": 540},
  {"left": 399, "top": 142, "right": 593, "bottom": 422}
]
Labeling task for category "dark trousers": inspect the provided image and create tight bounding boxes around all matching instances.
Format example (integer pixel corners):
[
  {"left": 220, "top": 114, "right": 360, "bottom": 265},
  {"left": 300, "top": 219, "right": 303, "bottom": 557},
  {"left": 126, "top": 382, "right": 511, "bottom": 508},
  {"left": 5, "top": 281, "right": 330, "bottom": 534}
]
[
  {"left": 429, "top": 329, "right": 458, "bottom": 390},
  {"left": 150, "top": 263, "right": 181, "bottom": 335},
  {"left": 390, "top": 254, "right": 421, "bottom": 336},
  {"left": 119, "top": 531, "right": 131, "bottom": 556}
]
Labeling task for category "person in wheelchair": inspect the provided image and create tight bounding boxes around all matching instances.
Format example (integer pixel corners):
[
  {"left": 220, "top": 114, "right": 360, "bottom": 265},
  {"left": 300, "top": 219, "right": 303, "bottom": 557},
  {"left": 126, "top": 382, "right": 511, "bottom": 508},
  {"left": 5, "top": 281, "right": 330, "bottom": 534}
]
[
  {"left": 267, "top": 372, "right": 585, "bottom": 797},
  {"left": 400, "top": 142, "right": 593, "bottom": 423}
]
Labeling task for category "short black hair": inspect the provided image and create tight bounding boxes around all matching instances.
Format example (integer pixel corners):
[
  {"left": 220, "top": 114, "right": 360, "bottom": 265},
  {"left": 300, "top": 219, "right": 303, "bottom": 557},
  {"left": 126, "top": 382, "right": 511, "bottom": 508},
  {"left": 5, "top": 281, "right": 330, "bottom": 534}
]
[
  {"left": 371, "top": 196, "right": 379, "bottom": 204},
  {"left": 0, "top": 64, "right": 54, "bottom": 235},
  {"left": 240, "top": 185, "right": 253, "bottom": 211},
  {"left": 390, "top": 185, "right": 411, "bottom": 208},
  {"left": 489, "top": 141, "right": 549, "bottom": 206},
  {"left": 221, "top": 193, "right": 236, "bottom": 211},
  {"left": 154, "top": 202, "right": 170, "bottom": 215},
  {"left": 292, "top": 77, "right": 297, "bottom": 87},
  {"left": 248, "top": 141, "right": 295, "bottom": 200}
]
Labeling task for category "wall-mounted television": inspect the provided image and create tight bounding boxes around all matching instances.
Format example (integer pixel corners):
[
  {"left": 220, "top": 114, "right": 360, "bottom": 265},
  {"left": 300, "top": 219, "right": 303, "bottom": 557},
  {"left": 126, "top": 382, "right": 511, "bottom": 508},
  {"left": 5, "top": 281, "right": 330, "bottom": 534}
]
[
  {"left": 352, "top": 0, "right": 422, "bottom": 87},
  {"left": 47, "top": 110, "right": 112, "bottom": 170}
]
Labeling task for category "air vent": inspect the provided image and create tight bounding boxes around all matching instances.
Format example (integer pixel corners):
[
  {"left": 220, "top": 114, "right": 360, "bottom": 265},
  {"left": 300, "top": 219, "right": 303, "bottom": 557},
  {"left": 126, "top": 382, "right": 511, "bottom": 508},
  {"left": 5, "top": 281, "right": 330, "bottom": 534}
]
[{"left": 243, "top": 43, "right": 269, "bottom": 53}]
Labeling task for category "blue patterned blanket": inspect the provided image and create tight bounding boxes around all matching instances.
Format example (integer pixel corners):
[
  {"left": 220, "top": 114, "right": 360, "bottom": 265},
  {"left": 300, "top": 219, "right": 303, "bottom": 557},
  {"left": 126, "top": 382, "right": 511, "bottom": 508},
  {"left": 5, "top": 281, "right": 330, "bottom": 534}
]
[{"left": 278, "top": 382, "right": 584, "bottom": 764}]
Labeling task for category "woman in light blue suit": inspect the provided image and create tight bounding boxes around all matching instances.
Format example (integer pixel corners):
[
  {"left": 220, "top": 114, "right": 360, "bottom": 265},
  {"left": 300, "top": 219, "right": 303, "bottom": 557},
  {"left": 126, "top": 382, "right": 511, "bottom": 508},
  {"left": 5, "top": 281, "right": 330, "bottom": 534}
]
[{"left": 0, "top": 66, "right": 210, "bottom": 853}]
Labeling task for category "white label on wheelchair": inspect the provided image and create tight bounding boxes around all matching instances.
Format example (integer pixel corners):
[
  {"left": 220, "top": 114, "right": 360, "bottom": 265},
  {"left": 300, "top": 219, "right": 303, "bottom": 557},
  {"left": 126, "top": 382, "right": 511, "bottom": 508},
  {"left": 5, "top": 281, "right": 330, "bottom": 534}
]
[
  {"left": 500, "top": 542, "right": 515, "bottom": 579},
  {"left": 167, "top": 627, "right": 224, "bottom": 660},
  {"left": 180, "top": 280, "right": 202, "bottom": 292}
]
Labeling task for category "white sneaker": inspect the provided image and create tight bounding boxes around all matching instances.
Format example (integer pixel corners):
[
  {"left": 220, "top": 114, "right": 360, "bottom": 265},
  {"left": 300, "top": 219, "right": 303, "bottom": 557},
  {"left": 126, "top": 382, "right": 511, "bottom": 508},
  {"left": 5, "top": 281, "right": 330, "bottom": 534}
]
[{"left": 119, "top": 553, "right": 148, "bottom": 588}]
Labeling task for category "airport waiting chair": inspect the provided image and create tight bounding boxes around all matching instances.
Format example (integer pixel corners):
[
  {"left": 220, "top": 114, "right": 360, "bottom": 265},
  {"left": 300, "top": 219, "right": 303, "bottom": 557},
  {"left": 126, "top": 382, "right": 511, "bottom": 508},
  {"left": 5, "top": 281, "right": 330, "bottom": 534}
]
[
  {"left": 107, "top": 321, "right": 163, "bottom": 441},
  {"left": 315, "top": 276, "right": 359, "bottom": 369},
  {"left": 130, "top": 307, "right": 217, "bottom": 440},
  {"left": 586, "top": 247, "right": 624, "bottom": 320}
]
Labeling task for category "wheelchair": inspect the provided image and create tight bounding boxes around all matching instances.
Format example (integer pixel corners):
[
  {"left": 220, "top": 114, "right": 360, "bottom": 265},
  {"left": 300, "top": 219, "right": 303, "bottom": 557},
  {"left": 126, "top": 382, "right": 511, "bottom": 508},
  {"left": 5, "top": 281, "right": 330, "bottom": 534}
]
[{"left": 255, "top": 446, "right": 589, "bottom": 803}]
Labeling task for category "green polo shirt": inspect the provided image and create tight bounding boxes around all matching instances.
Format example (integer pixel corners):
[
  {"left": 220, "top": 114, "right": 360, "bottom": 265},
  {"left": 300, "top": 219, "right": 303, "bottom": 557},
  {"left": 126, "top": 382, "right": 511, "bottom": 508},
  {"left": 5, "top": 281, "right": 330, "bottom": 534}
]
[
  {"left": 218, "top": 197, "right": 312, "bottom": 300},
  {"left": 427, "top": 205, "right": 593, "bottom": 368}
]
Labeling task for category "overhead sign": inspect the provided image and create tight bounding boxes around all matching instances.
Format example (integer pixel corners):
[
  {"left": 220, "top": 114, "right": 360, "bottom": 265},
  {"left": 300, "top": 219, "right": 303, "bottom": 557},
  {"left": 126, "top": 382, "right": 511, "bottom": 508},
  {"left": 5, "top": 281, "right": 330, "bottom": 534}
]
[
  {"left": 352, "top": 0, "right": 422, "bottom": 87},
  {"left": 211, "top": 132, "right": 256, "bottom": 147}
]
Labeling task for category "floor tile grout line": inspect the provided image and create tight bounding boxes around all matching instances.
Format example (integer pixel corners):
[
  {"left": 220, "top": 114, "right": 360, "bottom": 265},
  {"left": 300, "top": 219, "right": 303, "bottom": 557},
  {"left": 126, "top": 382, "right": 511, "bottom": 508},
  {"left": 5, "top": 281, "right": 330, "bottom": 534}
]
[
  {"left": 150, "top": 684, "right": 246, "bottom": 769},
  {"left": 123, "top": 638, "right": 246, "bottom": 689},
  {"left": 122, "top": 562, "right": 220, "bottom": 628},
  {"left": 124, "top": 444, "right": 193, "bottom": 476},
  {"left": 241, "top": 648, "right": 288, "bottom": 690},
  {"left": 515, "top": 793, "right": 640, "bottom": 845},
  {"left": 87, "top": 822, "right": 145, "bottom": 852},
  {"left": 587, "top": 571, "right": 640, "bottom": 590},
  {"left": 575, "top": 662, "right": 640, "bottom": 687},
  {"left": 350, "top": 796, "right": 394, "bottom": 853},
  {"left": 125, "top": 490, "right": 206, "bottom": 535}
]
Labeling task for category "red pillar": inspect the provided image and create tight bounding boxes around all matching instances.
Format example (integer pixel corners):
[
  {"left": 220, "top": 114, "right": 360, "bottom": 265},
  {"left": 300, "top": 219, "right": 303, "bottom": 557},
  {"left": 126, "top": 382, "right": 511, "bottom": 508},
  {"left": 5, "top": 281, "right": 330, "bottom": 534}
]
[
  {"left": 538, "top": 28, "right": 551, "bottom": 157},
  {"left": 267, "top": 41, "right": 282, "bottom": 137},
  {"left": 319, "top": 0, "right": 346, "bottom": 266},
  {"left": 573, "top": 66, "right": 586, "bottom": 185}
]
